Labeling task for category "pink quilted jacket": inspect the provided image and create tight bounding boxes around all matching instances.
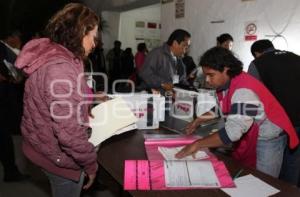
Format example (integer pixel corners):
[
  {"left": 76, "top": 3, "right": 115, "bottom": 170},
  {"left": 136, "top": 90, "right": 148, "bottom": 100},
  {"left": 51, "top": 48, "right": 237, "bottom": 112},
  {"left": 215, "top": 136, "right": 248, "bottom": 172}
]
[{"left": 15, "top": 38, "right": 98, "bottom": 181}]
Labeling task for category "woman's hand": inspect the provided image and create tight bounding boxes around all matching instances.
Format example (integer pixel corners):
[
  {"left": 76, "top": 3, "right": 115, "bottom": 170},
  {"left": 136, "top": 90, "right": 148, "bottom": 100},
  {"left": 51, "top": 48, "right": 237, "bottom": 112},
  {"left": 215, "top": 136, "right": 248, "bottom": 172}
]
[
  {"left": 94, "top": 91, "right": 109, "bottom": 103},
  {"left": 83, "top": 173, "right": 96, "bottom": 190}
]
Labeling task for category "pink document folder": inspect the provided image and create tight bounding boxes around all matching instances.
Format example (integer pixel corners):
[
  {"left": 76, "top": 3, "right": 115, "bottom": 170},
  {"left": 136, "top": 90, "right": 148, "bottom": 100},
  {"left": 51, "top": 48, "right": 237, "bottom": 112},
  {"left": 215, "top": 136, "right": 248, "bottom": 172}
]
[{"left": 124, "top": 159, "right": 235, "bottom": 190}]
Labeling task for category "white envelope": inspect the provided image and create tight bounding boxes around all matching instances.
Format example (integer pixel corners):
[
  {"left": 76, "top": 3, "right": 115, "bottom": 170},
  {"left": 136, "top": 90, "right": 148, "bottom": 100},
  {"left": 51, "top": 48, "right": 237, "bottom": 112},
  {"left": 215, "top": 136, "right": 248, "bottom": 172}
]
[{"left": 89, "top": 97, "right": 138, "bottom": 146}]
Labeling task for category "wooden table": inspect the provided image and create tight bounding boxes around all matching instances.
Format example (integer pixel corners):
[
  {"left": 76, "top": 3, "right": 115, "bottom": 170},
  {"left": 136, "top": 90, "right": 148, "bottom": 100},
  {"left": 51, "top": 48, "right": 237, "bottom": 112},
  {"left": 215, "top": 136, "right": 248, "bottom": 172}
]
[{"left": 98, "top": 117, "right": 300, "bottom": 196}]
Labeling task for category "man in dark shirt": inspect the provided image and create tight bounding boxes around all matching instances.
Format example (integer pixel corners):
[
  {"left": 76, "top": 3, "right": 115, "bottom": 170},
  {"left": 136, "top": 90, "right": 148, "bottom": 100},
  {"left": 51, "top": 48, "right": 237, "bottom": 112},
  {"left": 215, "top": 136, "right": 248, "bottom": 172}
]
[
  {"left": 248, "top": 39, "right": 300, "bottom": 186},
  {"left": 139, "top": 29, "right": 191, "bottom": 94}
]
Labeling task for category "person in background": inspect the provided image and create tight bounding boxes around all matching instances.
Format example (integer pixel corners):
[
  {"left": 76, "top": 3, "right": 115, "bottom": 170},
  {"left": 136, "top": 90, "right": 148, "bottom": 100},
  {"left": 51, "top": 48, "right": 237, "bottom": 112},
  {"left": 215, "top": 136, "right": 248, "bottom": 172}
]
[
  {"left": 106, "top": 40, "right": 123, "bottom": 91},
  {"left": 135, "top": 43, "right": 148, "bottom": 71},
  {"left": 189, "top": 33, "right": 234, "bottom": 88},
  {"left": 121, "top": 47, "right": 134, "bottom": 80},
  {"left": 248, "top": 39, "right": 300, "bottom": 187},
  {"left": 0, "top": 29, "right": 27, "bottom": 182},
  {"left": 182, "top": 51, "right": 197, "bottom": 87},
  {"left": 139, "top": 29, "right": 190, "bottom": 94},
  {"left": 0, "top": 29, "right": 24, "bottom": 83},
  {"left": 88, "top": 35, "right": 107, "bottom": 92},
  {"left": 132, "top": 42, "right": 147, "bottom": 86},
  {"left": 183, "top": 52, "right": 196, "bottom": 77},
  {"left": 175, "top": 47, "right": 299, "bottom": 178},
  {"left": 15, "top": 3, "right": 99, "bottom": 197},
  {"left": 217, "top": 33, "right": 234, "bottom": 50}
]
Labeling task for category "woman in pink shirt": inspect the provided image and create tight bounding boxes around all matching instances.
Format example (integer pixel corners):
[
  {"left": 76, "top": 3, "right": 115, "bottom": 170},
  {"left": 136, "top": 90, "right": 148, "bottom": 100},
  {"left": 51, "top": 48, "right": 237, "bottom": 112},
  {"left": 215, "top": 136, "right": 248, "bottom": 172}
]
[{"left": 131, "top": 43, "right": 148, "bottom": 86}]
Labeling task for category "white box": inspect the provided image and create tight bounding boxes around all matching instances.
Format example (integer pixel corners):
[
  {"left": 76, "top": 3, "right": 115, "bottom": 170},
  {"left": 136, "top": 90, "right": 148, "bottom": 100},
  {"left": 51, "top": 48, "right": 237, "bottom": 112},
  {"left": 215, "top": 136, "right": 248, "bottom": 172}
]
[
  {"left": 110, "top": 93, "right": 165, "bottom": 129},
  {"left": 171, "top": 88, "right": 217, "bottom": 122}
]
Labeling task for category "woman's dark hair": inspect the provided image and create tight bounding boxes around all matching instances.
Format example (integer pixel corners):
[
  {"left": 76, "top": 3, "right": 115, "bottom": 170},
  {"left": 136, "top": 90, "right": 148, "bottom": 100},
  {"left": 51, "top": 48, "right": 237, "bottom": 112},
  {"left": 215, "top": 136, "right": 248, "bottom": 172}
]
[
  {"left": 166, "top": 29, "right": 191, "bottom": 46},
  {"left": 217, "top": 33, "right": 233, "bottom": 45},
  {"left": 199, "top": 47, "right": 243, "bottom": 78},
  {"left": 45, "top": 3, "right": 99, "bottom": 59},
  {"left": 124, "top": 47, "right": 132, "bottom": 54},
  {"left": 137, "top": 43, "right": 147, "bottom": 52}
]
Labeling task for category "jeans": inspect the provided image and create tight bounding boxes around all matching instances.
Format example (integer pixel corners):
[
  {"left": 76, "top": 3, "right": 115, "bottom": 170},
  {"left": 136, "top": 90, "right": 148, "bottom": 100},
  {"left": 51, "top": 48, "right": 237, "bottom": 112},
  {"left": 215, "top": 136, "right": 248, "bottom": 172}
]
[
  {"left": 256, "top": 134, "right": 286, "bottom": 177},
  {"left": 280, "top": 127, "right": 300, "bottom": 187},
  {"left": 43, "top": 170, "right": 84, "bottom": 197}
]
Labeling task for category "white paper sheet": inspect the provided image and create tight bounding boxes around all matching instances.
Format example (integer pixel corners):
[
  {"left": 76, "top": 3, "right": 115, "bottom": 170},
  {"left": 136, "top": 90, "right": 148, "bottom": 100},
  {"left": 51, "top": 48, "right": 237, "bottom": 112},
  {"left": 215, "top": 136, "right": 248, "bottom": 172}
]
[
  {"left": 88, "top": 97, "right": 138, "bottom": 146},
  {"left": 221, "top": 174, "right": 280, "bottom": 197},
  {"left": 158, "top": 146, "right": 209, "bottom": 160},
  {"left": 114, "top": 123, "right": 138, "bottom": 135},
  {"left": 164, "top": 160, "right": 220, "bottom": 187}
]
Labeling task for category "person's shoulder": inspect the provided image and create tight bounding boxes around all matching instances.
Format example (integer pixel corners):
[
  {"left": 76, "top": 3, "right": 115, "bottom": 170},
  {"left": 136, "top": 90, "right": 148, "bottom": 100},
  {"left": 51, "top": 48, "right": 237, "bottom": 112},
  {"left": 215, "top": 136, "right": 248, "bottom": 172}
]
[
  {"left": 148, "top": 45, "right": 163, "bottom": 54},
  {"left": 147, "top": 45, "right": 170, "bottom": 60},
  {"left": 232, "top": 88, "right": 260, "bottom": 102}
]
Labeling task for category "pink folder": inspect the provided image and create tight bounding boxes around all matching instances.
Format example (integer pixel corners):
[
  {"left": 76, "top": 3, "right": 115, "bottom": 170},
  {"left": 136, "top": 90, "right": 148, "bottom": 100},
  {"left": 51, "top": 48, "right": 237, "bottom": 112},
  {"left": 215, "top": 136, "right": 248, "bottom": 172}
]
[
  {"left": 124, "top": 159, "right": 235, "bottom": 190},
  {"left": 124, "top": 136, "right": 235, "bottom": 190}
]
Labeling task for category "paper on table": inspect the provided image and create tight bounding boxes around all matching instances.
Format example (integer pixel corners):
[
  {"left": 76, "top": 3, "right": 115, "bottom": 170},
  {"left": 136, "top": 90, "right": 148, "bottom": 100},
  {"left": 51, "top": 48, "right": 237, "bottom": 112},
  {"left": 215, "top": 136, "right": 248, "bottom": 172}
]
[
  {"left": 221, "top": 174, "right": 280, "bottom": 197},
  {"left": 88, "top": 97, "right": 138, "bottom": 146},
  {"left": 164, "top": 160, "right": 220, "bottom": 187},
  {"left": 158, "top": 146, "right": 209, "bottom": 160}
]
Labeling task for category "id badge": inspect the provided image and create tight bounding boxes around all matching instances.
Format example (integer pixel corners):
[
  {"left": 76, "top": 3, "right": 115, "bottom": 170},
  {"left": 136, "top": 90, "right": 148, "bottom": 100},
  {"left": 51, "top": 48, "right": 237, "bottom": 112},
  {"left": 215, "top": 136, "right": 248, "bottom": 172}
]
[{"left": 172, "top": 75, "right": 179, "bottom": 84}]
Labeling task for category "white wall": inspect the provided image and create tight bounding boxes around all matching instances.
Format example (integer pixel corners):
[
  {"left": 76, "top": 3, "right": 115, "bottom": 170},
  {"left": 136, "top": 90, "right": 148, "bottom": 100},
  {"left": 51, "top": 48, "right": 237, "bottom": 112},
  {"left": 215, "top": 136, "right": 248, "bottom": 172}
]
[
  {"left": 161, "top": 0, "right": 300, "bottom": 70},
  {"left": 119, "top": 4, "right": 161, "bottom": 53},
  {"left": 101, "top": 11, "right": 121, "bottom": 53}
]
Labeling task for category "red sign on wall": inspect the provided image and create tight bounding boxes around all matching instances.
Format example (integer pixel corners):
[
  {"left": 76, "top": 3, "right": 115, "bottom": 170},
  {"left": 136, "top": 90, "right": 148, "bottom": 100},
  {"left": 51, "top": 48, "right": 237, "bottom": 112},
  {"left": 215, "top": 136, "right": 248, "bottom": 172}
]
[
  {"left": 245, "top": 35, "right": 257, "bottom": 41},
  {"left": 245, "top": 22, "right": 257, "bottom": 41}
]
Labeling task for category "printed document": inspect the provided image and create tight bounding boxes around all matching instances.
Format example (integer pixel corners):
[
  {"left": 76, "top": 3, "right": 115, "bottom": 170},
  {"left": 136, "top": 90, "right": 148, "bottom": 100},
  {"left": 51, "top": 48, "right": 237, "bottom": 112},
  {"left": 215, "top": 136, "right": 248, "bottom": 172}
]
[{"left": 164, "top": 160, "right": 220, "bottom": 187}]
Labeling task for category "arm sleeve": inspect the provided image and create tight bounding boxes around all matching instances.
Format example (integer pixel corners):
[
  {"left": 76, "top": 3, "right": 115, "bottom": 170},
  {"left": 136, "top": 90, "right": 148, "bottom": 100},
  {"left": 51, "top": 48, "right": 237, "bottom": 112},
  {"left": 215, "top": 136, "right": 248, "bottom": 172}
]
[
  {"left": 44, "top": 63, "right": 97, "bottom": 175},
  {"left": 138, "top": 51, "right": 165, "bottom": 88},
  {"left": 223, "top": 88, "right": 262, "bottom": 142},
  {"left": 179, "top": 61, "right": 189, "bottom": 85},
  {"left": 247, "top": 62, "right": 262, "bottom": 81},
  {"left": 219, "top": 127, "right": 232, "bottom": 144}
]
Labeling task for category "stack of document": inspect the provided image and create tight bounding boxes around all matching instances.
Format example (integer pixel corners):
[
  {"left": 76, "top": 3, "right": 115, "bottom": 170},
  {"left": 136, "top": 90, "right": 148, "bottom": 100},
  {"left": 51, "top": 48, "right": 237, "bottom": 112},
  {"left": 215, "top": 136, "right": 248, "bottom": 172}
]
[{"left": 88, "top": 97, "right": 138, "bottom": 146}]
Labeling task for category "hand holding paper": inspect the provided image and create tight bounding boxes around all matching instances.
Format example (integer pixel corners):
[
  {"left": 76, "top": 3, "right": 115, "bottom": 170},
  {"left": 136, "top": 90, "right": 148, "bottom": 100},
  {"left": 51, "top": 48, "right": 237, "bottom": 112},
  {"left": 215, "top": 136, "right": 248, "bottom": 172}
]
[{"left": 88, "top": 97, "right": 138, "bottom": 146}]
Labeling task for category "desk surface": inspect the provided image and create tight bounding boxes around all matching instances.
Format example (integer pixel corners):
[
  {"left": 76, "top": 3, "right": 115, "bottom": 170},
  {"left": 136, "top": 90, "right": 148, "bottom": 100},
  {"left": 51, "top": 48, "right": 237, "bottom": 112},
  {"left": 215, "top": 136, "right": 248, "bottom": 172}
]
[{"left": 98, "top": 120, "right": 300, "bottom": 196}]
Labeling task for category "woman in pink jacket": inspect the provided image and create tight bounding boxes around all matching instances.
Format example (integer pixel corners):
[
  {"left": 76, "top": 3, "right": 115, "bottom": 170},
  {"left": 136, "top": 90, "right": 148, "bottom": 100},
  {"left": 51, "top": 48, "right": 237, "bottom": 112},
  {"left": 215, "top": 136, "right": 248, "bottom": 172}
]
[
  {"left": 130, "top": 42, "right": 148, "bottom": 86},
  {"left": 15, "top": 3, "right": 99, "bottom": 197}
]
